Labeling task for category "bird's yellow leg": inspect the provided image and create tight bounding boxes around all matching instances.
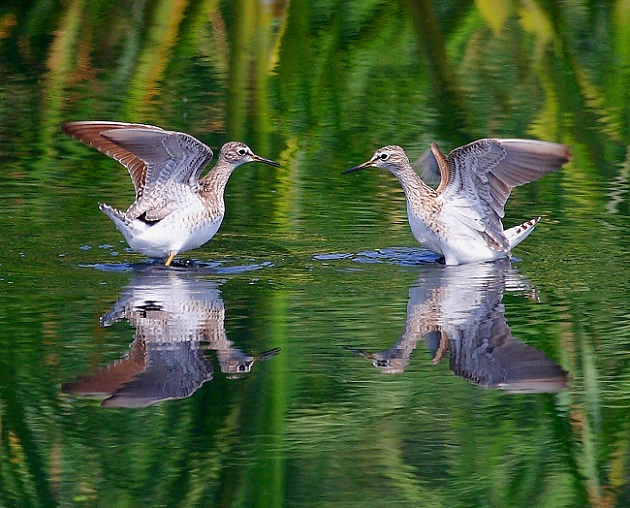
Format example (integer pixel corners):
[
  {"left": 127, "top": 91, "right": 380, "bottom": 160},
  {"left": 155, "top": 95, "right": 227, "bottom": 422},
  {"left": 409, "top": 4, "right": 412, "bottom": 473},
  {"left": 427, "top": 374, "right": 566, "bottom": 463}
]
[{"left": 165, "top": 251, "right": 177, "bottom": 267}]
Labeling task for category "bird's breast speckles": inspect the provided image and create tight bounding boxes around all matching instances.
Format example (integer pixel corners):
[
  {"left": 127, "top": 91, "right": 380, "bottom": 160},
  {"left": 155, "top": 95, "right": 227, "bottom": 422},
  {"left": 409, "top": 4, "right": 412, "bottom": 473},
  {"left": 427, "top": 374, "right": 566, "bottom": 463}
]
[{"left": 199, "top": 193, "right": 225, "bottom": 219}]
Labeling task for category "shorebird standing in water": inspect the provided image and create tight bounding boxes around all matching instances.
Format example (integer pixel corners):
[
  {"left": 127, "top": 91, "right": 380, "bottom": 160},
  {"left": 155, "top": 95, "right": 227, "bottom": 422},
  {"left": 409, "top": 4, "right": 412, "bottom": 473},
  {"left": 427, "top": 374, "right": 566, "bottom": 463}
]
[
  {"left": 62, "top": 121, "right": 279, "bottom": 266},
  {"left": 344, "top": 139, "right": 571, "bottom": 265}
]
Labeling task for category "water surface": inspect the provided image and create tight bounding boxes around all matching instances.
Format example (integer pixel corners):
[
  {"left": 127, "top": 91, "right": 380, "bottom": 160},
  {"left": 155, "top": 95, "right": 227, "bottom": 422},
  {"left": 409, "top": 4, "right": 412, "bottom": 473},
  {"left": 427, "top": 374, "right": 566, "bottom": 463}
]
[{"left": 1, "top": 1, "right": 629, "bottom": 507}]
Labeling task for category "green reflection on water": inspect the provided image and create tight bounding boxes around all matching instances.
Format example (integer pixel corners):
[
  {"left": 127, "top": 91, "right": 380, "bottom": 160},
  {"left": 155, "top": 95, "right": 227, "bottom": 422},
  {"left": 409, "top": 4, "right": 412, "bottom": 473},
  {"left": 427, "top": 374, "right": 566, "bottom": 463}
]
[{"left": 1, "top": 0, "right": 630, "bottom": 507}]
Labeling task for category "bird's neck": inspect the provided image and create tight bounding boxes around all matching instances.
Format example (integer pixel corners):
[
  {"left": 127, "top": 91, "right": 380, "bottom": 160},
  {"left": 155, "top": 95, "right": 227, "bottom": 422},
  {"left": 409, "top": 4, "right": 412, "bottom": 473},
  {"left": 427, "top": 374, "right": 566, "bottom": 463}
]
[
  {"left": 393, "top": 164, "right": 436, "bottom": 201},
  {"left": 200, "top": 160, "right": 235, "bottom": 195}
]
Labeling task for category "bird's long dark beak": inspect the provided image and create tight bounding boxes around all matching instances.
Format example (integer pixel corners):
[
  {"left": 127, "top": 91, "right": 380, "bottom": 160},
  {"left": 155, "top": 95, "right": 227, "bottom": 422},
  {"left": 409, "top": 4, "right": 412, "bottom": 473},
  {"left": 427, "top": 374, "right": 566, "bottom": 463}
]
[
  {"left": 256, "top": 347, "right": 281, "bottom": 361},
  {"left": 341, "top": 345, "right": 374, "bottom": 359},
  {"left": 342, "top": 159, "right": 374, "bottom": 174},
  {"left": 253, "top": 154, "right": 280, "bottom": 167}
]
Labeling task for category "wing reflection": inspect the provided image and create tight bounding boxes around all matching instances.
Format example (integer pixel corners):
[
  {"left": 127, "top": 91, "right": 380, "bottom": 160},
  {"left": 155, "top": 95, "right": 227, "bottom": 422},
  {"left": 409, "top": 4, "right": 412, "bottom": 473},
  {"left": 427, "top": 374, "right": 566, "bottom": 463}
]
[
  {"left": 63, "top": 274, "right": 280, "bottom": 407},
  {"left": 345, "top": 259, "right": 568, "bottom": 393}
]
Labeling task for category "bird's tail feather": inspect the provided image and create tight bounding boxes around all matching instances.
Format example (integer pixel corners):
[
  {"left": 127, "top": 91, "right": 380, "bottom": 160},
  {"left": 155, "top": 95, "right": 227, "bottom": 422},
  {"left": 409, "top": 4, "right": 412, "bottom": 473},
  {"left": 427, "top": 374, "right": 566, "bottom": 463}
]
[
  {"left": 99, "top": 203, "right": 128, "bottom": 225},
  {"left": 506, "top": 217, "right": 540, "bottom": 249}
]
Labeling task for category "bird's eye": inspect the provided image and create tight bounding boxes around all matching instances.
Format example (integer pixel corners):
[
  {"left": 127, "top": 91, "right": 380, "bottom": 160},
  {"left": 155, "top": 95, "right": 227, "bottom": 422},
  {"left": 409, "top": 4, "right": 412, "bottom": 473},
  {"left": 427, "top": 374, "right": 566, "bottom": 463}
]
[
  {"left": 379, "top": 153, "right": 389, "bottom": 161},
  {"left": 237, "top": 148, "right": 247, "bottom": 156}
]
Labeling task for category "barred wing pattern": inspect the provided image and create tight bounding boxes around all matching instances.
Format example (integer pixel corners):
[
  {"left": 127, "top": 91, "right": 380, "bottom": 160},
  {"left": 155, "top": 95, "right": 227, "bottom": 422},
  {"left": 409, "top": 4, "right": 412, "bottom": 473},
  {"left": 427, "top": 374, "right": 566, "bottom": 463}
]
[
  {"left": 62, "top": 121, "right": 215, "bottom": 221},
  {"left": 434, "top": 139, "right": 571, "bottom": 251},
  {"left": 61, "top": 121, "right": 164, "bottom": 199}
]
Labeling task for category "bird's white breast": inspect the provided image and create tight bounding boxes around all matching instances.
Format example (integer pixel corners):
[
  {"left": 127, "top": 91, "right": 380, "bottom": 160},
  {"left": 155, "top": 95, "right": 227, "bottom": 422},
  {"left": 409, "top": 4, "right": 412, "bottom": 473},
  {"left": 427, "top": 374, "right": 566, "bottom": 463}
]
[
  {"left": 407, "top": 201, "right": 508, "bottom": 265},
  {"left": 124, "top": 195, "right": 224, "bottom": 258}
]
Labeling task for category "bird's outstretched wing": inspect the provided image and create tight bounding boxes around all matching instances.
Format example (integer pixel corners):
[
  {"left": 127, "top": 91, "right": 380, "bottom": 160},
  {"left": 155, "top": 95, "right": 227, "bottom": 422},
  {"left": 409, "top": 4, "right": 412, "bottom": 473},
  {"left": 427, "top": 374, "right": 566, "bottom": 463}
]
[
  {"left": 61, "top": 121, "right": 164, "bottom": 199},
  {"left": 432, "top": 139, "right": 571, "bottom": 250},
  {"left": 62, "top": 121, "right": 215, "bottom": 221},
  {"left": 100, "top": 127, "right": 214, "bottom": 190}
]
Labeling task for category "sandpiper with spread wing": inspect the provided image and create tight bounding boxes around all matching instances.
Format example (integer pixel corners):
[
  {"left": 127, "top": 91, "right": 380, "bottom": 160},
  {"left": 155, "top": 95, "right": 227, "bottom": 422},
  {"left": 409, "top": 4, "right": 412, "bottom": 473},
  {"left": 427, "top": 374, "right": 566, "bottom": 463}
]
[
  {"left": 344, "top": 139, "right": 571, "bottom": 265},
  {"left": 62, "top": 121, "right": 279, "bottom": 266}
]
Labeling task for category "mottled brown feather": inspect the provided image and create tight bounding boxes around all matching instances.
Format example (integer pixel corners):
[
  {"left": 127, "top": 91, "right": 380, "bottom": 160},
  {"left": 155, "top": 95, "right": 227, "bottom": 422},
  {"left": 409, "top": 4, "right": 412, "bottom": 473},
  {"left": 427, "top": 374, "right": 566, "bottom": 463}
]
[
  {"left": 437, "top": 138, "right": 571, "bottom": 250},
  {"left": 61, "top": 121, "right": 164, "bottom": 199},
  {"left": 100, "top": 128, "right": 214, "bottom": 190},
  {"left": 431, "top": 142, "right": 451, "bottom": 194}
]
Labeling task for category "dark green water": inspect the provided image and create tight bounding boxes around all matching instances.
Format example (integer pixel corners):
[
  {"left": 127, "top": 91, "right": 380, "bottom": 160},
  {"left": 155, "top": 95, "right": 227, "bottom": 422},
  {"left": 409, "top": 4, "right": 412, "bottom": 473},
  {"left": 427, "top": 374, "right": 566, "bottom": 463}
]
[{"left": 1, "top": 1, "right": 629, "bottom": 506}]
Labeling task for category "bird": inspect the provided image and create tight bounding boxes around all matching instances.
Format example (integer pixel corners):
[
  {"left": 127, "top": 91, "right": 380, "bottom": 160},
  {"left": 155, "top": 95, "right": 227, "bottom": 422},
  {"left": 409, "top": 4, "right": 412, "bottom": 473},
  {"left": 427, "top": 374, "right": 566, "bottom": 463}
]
[
  {"left": 61, "top": 121, "right": 280, "bottom": 266},
  {"left": 344, "top": 139, "right": 572, "bottom": 265},
  {"left": 63, "top": 273, "right": 280, "bottom": 407},
  {"left": 343, "top": 260, "right": 568, "bottom": 393}
]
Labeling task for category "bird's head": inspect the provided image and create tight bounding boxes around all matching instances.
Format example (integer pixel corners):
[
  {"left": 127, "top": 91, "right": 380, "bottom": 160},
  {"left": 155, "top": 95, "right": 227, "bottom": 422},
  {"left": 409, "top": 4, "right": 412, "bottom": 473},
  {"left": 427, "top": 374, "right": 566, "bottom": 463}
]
[
  {"left": 219, "top": 142, "right": 280, "bottom": 168},
  {"left": 343, "top": 145, "right": 410, "bottom": 175}
]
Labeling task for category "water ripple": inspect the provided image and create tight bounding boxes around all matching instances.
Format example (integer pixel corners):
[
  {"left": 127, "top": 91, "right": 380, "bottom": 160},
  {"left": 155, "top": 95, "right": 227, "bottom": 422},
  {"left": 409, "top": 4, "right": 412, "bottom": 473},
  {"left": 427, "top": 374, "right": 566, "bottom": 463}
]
[
  {"left": 315, "top": 247, "right": 441, "bottom": 266},
  {"left": 80, "top": 259, "right": 274, "bottom": 275}
]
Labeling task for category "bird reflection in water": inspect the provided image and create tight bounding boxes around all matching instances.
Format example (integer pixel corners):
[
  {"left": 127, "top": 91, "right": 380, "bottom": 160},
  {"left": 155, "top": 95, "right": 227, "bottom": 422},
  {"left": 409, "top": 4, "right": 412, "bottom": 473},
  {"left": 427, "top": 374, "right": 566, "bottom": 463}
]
[
  {"left": 62, "top": 273, "right": 280, "bottom": 407},
  {"left": 344, "top": 259, "right": 568, "bottom": 393}
]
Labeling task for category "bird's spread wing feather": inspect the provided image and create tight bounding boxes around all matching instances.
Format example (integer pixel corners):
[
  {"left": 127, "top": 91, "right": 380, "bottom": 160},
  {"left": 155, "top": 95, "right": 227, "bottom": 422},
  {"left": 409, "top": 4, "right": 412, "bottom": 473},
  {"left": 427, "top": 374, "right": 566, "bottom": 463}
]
[
  {"left": 61, "top": 121, "right": 164, "bottom": 199},
  {"left": 100, "top": 129, "right": 214, "bottom": 221},
  {"left": 62, "top": 121, "right": 215, "bottom": 222},
  {"left": 436, "top": 138, "right": 571, "bottom": 251},
  {"left": 100, "top": 128, "right": 214, "bottom": 190}
]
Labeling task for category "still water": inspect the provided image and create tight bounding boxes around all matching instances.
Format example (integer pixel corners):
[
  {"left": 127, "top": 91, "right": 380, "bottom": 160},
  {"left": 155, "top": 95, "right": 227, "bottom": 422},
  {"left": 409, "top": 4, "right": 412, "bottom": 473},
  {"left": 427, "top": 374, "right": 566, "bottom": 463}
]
[{"left": 1, "top": 1, "right": 630, "bottom": 506}]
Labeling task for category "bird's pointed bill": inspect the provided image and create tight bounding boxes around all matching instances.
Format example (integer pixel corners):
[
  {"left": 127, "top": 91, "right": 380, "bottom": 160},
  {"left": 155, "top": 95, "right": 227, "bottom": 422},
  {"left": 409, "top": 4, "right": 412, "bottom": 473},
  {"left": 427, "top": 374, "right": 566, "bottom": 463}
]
[
  {"left": 341, "top": 346, "right": 374, "bottom": 359},
  {"left": 342, "top": 158, "right": 377, "bottom": 174},
  {"left": 252, "top": 154, "right": 280, "bottom": 167},
  {"left": 257, "top": 348, "right": 282, "bottom": 361}
]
